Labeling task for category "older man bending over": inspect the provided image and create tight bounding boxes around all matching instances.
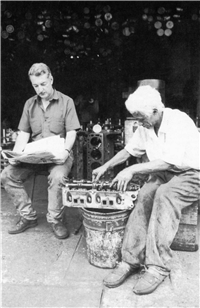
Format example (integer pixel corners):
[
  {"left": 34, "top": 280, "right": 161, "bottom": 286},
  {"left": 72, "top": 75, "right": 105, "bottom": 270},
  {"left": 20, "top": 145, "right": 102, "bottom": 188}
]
[{"left": 92, "top": 85, "right": 200, "bottom": 295}]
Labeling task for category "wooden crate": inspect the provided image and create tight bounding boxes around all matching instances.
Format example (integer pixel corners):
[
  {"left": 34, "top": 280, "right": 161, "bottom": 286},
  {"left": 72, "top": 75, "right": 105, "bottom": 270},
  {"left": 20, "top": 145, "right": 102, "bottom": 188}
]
[{"left": 171, "top": 201, "right": 199, "bottom": 252}]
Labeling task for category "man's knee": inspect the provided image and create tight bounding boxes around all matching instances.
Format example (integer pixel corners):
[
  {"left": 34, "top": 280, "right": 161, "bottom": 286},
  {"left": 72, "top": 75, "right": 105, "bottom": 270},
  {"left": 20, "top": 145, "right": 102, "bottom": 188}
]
[
  {"left": 48, "top": 172, "right": 66, "bottom": 186},
  {"left": 154, "top": 185, "right": 180, "bottom": 215},
  {"left": 137, "top": 180, "right": 159, "bottom": 203},
  {"left": 1, "top": 167, "right": 9, "bottom": 186},
  {"left": 154, "top": 185, "right": 170, "bottom": 202}
]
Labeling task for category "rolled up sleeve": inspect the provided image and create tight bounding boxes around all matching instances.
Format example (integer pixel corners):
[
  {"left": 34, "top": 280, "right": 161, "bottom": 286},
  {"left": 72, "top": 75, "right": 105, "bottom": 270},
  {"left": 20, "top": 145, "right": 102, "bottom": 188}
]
[
  {"left": 18, "top": 100, "right": 32, "bottom": 133},
  {"left": 125, "top": 127, "right": 146, "bottom": 157},
  {"left": 65, "top": 98, "right": 80, "bottom": 132}
]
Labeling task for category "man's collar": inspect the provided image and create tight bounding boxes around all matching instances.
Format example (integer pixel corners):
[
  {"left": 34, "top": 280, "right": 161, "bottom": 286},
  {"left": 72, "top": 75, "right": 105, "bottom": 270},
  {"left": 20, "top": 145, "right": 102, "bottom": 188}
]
[
  {"left": 35, "top": 89, "right": 58, "bottom": 103},
  {"left": 158, "top": 108, "right": 169, "bottom": 133},
  {"left": 50, "top": 89, "right": 59, "bottom": 101}
]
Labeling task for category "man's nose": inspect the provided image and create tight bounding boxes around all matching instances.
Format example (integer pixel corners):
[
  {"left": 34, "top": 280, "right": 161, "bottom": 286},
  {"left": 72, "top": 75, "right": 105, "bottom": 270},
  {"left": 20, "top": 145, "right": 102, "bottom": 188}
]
[{"left": 38, "top": 85, "right": 44, "bottom": 93}]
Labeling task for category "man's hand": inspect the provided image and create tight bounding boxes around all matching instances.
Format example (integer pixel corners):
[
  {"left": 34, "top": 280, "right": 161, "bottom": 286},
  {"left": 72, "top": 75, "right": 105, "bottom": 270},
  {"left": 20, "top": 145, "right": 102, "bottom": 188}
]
[
  {"left": 52, "top": 150, "right": 69, "bottom": 164},
  {"left": 111, "top": 168, "right": 133, "bottom": 192},
  {"left": 8, "top": 159, "right": 20, "bottom": 166},
  {"left": 92, "top": 165, "right": 108, "bottom": 182}
]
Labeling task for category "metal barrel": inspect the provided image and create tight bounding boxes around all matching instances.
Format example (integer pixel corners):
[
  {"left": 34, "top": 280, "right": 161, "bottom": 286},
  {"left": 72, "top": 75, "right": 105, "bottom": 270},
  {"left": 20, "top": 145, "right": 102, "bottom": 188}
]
[{"left": 82, "top": 208, "right": 131, "bottom": 268}]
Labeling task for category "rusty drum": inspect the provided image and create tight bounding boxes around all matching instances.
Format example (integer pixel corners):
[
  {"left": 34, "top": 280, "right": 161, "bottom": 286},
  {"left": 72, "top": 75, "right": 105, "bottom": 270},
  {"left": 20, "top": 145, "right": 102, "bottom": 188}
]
[{"left": 82, "top": 208, "right": 131, "bottom": 268}]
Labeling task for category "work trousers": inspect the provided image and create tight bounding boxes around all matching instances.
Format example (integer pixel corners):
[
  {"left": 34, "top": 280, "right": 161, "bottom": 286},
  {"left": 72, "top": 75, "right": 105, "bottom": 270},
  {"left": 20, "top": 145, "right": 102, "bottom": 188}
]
[
  {"left": 1, "top": 153, "right": 73, "bottom": 224},
  {"left": 122, "top": 169, "right": 200, "bottom": 271}
]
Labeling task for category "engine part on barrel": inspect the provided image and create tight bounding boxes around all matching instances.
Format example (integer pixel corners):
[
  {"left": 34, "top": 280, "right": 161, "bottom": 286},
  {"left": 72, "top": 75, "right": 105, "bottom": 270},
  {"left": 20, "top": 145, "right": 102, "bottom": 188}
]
[{"left": 62, "top": 179, "right": 140, "bottom": 210}]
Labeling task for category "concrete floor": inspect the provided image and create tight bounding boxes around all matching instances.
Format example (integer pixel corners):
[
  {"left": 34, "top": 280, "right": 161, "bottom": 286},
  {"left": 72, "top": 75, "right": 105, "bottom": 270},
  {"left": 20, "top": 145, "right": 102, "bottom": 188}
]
[{"left": 1, "top": 175, "right": 199, "bottom": 308}]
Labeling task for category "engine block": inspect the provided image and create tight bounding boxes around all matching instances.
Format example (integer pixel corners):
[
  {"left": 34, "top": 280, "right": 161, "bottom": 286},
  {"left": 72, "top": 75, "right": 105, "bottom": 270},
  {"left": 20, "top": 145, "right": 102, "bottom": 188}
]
[{"left": 62, "top": 180, "right": 140, "bottom": 210}]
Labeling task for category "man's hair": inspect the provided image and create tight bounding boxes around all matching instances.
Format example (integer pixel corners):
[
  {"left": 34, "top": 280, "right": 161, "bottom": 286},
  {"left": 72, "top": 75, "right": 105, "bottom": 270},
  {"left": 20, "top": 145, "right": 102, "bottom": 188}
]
[
  {"left": 28, "top": 63, "right": 52, "bottom": 79},
  {"left": 125, "top": 85, "right": 165, "bottom": 114}
]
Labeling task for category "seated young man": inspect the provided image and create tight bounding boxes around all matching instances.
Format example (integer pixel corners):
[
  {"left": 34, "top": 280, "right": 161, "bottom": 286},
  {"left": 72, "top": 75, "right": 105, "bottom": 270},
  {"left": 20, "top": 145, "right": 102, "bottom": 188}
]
[{"left": 1, "top": 63, "right": 80, "bottom": 239}]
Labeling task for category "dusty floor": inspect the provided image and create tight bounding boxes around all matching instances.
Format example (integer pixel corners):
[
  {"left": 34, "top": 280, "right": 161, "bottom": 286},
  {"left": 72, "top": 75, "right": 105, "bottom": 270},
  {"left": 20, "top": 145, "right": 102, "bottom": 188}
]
[{"left": 1, "top": 175, "right": 199, "bottom": 308}]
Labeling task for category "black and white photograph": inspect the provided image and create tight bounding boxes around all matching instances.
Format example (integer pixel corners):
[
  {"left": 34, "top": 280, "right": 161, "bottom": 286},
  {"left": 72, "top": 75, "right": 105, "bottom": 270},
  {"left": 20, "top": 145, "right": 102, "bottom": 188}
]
[{"left": 1, "top": 1, "right": 200, "bottom": 307}]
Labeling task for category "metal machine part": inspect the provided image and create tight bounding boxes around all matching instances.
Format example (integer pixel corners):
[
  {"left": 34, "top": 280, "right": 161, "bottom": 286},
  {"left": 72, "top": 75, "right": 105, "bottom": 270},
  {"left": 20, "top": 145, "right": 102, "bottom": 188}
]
[{"left": 62, "top": 179, "right": 140, "bottom": 210}]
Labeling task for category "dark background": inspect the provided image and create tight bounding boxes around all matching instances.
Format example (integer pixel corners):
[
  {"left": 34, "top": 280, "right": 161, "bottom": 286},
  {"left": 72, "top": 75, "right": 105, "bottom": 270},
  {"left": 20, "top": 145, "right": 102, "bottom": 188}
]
[{"left": 1, "top": 1, "right": 200, "bottom": 129}]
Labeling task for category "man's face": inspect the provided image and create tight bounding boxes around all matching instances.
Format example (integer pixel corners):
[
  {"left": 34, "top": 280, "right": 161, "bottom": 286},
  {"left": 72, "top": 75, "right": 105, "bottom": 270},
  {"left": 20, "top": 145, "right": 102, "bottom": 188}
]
[
  {"left": 132, "top": 110, "right": 160, "bottom": 129},
  {"left": 30, "top": 73, "right": 54, "bottom": 100}
]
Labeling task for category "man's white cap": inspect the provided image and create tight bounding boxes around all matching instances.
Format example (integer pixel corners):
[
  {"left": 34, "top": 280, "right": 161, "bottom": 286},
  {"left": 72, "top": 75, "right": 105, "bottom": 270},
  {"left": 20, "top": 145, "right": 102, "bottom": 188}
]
[{"left": 125, "top": 85, "right": 165, "bottom": 114}]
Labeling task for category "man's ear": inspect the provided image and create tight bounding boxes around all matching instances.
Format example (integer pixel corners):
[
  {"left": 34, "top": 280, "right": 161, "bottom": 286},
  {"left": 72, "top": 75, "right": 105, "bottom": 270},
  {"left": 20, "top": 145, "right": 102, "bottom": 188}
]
[{"left": 50, "top": 75, "right": 53, "bottom": 84}]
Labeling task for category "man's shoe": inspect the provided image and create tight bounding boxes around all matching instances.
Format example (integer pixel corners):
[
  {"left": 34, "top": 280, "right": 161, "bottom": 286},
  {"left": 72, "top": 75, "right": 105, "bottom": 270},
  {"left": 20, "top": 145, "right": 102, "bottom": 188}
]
[
  {"left": 51, "top": 222, "right": 69, "bottom": 239},
  {"left": 103, "top": 261, "right": 140, "bottom": 288},
  {"left": 133, "top": 266, "right": 169, "bottom": 295},
  {"left": 8, "top": 217, "right": 38, "bottom": 234}
]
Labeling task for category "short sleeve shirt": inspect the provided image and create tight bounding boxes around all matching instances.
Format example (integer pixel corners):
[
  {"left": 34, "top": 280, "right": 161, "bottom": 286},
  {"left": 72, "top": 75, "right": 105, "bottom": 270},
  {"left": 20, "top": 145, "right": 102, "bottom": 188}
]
[
  {"left": 18, "top": 90, "right": 81, "bottom": 141},
  {"left": 125, "top": 108, "right": 200, "bottom": 171}
]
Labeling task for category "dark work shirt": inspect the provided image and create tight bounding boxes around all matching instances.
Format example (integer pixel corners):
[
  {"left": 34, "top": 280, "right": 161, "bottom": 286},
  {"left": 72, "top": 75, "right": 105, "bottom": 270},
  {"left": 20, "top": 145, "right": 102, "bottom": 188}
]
[{"left": 18, "top": 90, "right": 81, "bottom": 141}]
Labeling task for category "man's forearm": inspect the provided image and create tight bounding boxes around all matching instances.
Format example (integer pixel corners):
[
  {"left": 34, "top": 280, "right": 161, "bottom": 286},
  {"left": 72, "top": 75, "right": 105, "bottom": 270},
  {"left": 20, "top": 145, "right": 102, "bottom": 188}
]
[
  {"left": 13, "top": 131, "right": 30, "bottom": 152},
  {"left": 65, "top": 130, "right": 77, "bottom": 151},
  {"left": 128, "top": 159, "right": 173, "bottom": 175},
  {"left": 104, "top": 149, "right": 131, "bottom": 170}
]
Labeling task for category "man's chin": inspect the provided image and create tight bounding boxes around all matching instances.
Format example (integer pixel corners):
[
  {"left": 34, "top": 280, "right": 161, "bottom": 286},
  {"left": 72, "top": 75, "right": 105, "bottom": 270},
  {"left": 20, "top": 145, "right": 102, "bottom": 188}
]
[{"left": 40, "top": 94, "right": 48, "bottom": 99}]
